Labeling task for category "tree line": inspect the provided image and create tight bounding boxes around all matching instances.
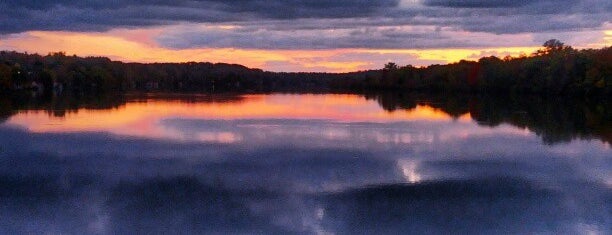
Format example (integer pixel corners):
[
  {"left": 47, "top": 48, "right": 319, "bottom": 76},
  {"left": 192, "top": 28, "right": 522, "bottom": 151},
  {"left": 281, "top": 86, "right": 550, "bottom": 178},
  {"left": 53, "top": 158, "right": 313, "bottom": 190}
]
[
  {"left": 338, "top": 40, "right": 610, "bottom": 95},
  {"left": 0, "top": 39, "right": 609, "bottom": 95},
  {"left": 0, "top": 51, "right": 371, "bottom": 94}
]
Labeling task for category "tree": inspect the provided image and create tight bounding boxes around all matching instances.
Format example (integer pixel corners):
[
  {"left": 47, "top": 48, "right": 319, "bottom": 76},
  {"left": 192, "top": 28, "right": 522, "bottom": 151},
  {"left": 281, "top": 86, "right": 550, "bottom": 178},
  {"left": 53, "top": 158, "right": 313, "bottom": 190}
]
[
  {"left": 381, "top": 62, "right": 400, "bottom": 88},
  {"left": 543, "top": 39, "right": 565, "bottom": 51},
  {"left": 0, "top": 64, "right": 12, "bottom": 90},
  {"left": 536, "top": 39, "right": 570, "bottom": 55},
  {"left": 384, "top": 62, "right": 398, "bottom": 70}
]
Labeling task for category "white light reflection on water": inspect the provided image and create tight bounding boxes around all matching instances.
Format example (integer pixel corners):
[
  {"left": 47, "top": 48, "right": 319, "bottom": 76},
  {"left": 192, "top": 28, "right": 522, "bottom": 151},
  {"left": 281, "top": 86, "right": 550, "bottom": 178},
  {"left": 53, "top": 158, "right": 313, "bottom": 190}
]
[{"left": 398, "top": 159, "right": 422, "bottom": 183}]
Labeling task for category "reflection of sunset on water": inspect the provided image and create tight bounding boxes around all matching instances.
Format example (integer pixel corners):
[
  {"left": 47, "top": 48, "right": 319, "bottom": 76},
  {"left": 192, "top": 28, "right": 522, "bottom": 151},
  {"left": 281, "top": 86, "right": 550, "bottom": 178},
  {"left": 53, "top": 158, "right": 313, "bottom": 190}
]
[{"left": 7, "top": 94, "right": 470, "bottom": 135}]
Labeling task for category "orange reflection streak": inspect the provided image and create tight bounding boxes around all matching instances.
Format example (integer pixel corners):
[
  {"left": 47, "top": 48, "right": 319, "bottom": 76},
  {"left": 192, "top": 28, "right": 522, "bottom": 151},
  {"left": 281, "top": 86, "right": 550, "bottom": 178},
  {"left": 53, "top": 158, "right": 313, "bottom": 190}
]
[{"left": 7, "top": 94, "right": 470, "bottom": 138}]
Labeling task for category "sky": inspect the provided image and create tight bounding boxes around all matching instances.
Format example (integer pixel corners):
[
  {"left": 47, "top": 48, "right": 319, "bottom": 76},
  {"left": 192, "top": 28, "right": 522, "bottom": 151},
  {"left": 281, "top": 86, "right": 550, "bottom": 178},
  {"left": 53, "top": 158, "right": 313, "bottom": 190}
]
[{"left": 0, "top": 0, "right": 610, "bottom": 72}]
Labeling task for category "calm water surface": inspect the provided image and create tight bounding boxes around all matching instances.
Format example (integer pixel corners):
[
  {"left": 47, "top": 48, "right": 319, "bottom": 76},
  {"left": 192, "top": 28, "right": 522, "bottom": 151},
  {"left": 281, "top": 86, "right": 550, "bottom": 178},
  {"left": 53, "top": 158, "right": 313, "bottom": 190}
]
[{"left": 0, "top": 93, "right": 610, "bottom": 234}]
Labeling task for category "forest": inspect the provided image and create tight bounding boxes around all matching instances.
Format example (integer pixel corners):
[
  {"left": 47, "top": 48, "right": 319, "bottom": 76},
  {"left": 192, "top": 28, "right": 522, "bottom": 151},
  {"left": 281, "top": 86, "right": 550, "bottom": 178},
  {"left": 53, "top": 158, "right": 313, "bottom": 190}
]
[
  {"left": 351, "top": 40, "right": 611, "bottom": 95},
  {"left": 0, "top": 40, "right": 610, "bottom": 95}
]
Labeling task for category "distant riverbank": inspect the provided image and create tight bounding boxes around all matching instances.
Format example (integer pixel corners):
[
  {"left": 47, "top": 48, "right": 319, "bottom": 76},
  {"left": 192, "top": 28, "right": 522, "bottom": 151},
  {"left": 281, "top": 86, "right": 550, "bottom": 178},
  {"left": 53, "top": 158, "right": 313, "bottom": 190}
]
[{"left": 0, "top": 40, "right": 610, "bottom": 96}]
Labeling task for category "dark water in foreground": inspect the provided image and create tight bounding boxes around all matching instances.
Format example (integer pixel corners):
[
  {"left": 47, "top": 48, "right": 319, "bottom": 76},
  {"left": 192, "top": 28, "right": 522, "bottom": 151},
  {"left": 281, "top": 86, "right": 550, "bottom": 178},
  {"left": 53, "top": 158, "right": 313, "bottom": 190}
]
[{"left": 0, "top": 93, "right": 610, "bottom": 234}]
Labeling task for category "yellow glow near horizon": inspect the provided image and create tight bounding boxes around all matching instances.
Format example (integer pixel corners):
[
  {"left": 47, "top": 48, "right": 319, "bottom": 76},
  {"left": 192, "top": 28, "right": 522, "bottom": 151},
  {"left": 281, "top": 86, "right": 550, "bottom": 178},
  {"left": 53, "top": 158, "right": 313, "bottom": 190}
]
[
  {"left": 0, "top": 30, "right": 561, "bottom": 72},
  {"left": 358, "top": 47, "right": 541, "bottom": 64}
]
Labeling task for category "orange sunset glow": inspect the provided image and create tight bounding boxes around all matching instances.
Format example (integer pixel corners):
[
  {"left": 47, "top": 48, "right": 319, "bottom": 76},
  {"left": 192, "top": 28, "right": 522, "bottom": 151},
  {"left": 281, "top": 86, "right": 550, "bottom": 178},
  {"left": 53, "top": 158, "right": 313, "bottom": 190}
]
[{"left": 1, "top": 29, "right": 599, "bottom": 72}]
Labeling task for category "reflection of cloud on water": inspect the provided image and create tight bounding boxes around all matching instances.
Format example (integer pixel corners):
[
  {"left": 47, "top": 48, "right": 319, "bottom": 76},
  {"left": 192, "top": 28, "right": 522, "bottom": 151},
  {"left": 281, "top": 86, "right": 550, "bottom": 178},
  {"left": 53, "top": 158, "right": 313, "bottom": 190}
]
[
  {"left": 397, "top": 159, "right": 422, "bottom": 183},
  {"left": 1, "top": 172, "right": 608, "bottom": 234},
  {"left": 321, "top": 178, "right": 610, "bottom": 234},
  {"left": 196, "top": 131, "right": 242, "bottom": 143},
  {"left": 154, "top": 118, "right": 538, "bottom": 150},
  {"left": 0, "top": 118, "right": 610, "bottom": 234}
]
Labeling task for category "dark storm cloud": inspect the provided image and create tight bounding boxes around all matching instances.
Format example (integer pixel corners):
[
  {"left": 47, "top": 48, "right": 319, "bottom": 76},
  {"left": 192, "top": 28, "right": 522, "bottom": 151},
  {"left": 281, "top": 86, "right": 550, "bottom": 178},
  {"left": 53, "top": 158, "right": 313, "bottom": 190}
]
[
  {"left": 0, "top": 0, "right": 610, "bottom": 49},
  {"left": 0, "top": 0, "right": 399, "bottom": 33},
  {"left": 211, "top": 0, "right": 399, "bottom": 18},
  {"left": 422, "top": 0, "right": 537, "bottom": 8},
  {"left": 3, "top": 0, "right": 398, "bottom": 12}
]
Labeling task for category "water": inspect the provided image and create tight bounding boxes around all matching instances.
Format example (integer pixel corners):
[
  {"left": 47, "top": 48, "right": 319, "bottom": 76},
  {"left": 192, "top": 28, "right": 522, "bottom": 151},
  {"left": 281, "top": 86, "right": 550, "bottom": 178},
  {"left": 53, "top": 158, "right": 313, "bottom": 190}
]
[{"left": 0, "top": 93, "right": 610, "bottom": 234}]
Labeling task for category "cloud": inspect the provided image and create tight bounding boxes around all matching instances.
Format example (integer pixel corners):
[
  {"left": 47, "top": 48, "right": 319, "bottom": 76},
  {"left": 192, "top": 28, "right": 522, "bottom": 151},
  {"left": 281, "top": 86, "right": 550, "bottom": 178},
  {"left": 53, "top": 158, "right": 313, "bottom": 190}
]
[
  {"left": 0, "top": 0, "right": 609, "bottom": 35},
  {"left": 154, "top": 23, "right": 551, "bottom": 50},
  {"left": 0, "top": 0, "right": 400, "bottom": 33},
  {"left": 422, "top": 0, "right": 536, "bottom": 8},
  {"left": 0, "top": 0, "right": 609, "bottom": 58},
  {"left": 155, "top": 24, "right": 450, "bottom": 50}
]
